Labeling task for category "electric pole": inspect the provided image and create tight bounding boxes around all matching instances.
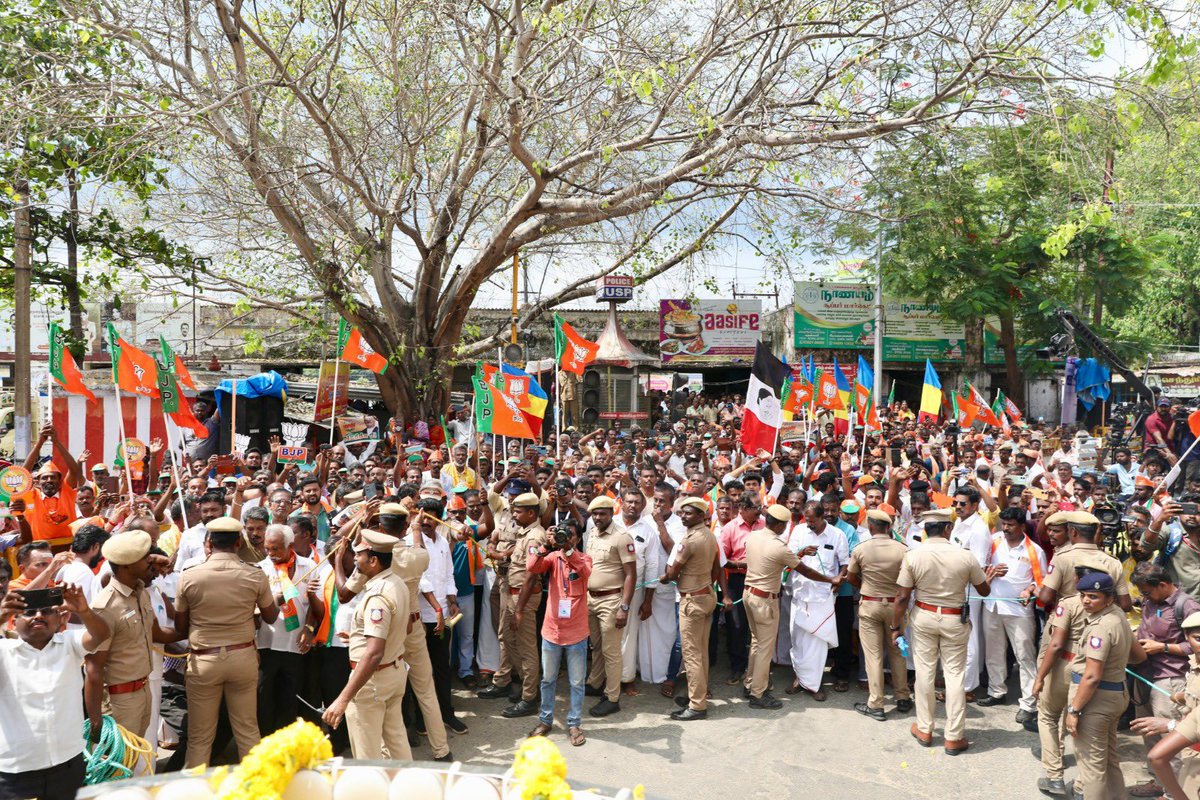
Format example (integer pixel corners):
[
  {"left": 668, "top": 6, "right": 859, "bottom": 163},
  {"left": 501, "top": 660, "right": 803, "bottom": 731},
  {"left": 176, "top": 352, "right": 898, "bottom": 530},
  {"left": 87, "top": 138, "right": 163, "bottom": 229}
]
[{"left": 13, "top": 175, "right": 33, "bottom": 459}]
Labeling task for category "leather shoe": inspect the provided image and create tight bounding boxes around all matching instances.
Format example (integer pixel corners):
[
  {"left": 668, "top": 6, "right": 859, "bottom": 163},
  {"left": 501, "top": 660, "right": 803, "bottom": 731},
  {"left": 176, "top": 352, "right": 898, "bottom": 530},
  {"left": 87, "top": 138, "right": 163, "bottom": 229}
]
[
  {"left": 589, "top": 699, "right": 621, "bottom": 717},
  {"left": 1128, "top": 781, "right": 1165, "bottom": 798},
  {"left": 910, "top": 723, "right": 933, "bottom": 747},
  {"left": 854, "top": 702, "right": 886, "bottom": 722},
  {"left": 476, "top": 683, "right": 510, "bottom": 699},
  {"left": 670, "top": 707, "right": 707, "bottom": 721},
  {"left": 502, "top": 699, "right": 538, "bottom": 718},
  {"left": 749, "top": 692, "right": 783, "bottom": 710},
  {"left": 944, "top": 738, "right": 969, "bottom": 756},
  {"left": 808, "top": 688, "right": 827, "bottom": 702},
  {"left": 1037, "top": 777, "right": 1068, "bottom": 797},
  {"left": 433, "top": 752, "right": 454, "bottom": 762},
  {"left": 975, "top": 694, "right": 1007, "bottom": 707},
  {"left": 674, "top": 695, "right": 689, "bottom": 708},
  {"left": 895, "top": 698, "right": 914, "bottom": 713},
  {"left": 584, "top": 683, "right": 604, "bottom": 697}
]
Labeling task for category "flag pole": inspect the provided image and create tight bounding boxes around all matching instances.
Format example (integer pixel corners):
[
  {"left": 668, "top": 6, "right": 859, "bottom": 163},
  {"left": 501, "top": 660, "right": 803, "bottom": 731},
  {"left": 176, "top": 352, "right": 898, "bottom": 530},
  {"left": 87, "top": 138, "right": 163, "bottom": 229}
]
[
  {"left": 229, "top": 377, "right": 240, "bottom": 454},
  {"left": 497, "top": 346, "right": 506, "bottom": 472},
  {"left": 112, "top": 379, "right": 136, "bottom": 504},
  {"left": 163, "top": 415, "right": 192, "bottom": 531},
  {"left": 555, "top": 364, "right": 561, "bottom": 464},
  {"left": 45, "top": 368, "right": 52, "bottom": 428},
  {"left": 327, "top": 365, "right": 338, "bottom": 448}
]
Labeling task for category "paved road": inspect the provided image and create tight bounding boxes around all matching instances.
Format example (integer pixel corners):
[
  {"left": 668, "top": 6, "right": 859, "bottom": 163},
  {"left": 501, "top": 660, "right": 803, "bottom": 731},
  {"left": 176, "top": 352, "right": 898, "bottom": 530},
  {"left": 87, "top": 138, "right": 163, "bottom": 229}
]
[{"left": 426, "top": 666, "right": 1152, "bottom": 800}]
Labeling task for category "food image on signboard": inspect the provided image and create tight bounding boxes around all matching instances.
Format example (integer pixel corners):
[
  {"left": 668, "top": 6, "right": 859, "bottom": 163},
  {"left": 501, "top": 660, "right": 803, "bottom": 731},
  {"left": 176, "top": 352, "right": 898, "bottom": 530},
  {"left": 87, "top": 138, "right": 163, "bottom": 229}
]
[{"left": 661, "top": 302, "right": 706, "bottom": 355}]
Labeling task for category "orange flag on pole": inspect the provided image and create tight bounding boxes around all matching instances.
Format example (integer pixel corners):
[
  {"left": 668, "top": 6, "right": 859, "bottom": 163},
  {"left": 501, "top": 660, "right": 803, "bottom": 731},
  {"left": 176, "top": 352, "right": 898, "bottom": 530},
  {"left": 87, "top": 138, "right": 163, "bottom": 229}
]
[
  {"left": 338, "top": 319, "right": 389, "bottom": 374},
  {"left": 106, "top": 324, "right": 159, "bottom": 397},
  {"left": 48, "top": 323, "right": 96, "bottom": 403},
  {"left": 815, "top": 370, "right": 844, "bottom": 411}
]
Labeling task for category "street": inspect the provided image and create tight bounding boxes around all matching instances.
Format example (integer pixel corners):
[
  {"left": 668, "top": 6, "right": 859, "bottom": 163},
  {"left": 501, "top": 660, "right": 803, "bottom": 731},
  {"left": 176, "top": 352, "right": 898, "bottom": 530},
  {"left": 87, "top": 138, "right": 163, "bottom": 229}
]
[{"left": 444, "top": 666, "right": 1148, "bottom": 799}]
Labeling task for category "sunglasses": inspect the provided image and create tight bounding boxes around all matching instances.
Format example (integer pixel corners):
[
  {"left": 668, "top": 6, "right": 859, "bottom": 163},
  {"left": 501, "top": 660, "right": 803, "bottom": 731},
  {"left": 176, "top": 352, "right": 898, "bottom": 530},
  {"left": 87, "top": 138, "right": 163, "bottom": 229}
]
[{"left": 952, "top": 501, "right": 969, "bottom": 507}]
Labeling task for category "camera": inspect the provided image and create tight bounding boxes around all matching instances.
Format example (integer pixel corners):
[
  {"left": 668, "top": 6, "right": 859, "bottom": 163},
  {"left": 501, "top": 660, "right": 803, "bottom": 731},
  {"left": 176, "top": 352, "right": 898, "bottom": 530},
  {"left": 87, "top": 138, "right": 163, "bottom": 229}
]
[
  {"left": 550, "top": 525, "right": 571, "bottom": 549},
  {"left": 1093, "top": 502, "right": 1124, "bottom": 556}
]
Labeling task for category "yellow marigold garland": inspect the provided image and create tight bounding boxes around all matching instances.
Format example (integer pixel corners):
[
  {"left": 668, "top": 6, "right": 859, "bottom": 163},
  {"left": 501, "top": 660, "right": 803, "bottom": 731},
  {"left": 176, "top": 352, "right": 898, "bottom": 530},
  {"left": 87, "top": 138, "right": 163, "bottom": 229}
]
[
  {"left": 509, "top": 737, "right": 570, "bottom": 800},
  {"left": 209, "top": 720, "right": 332, "bottom": 800}
]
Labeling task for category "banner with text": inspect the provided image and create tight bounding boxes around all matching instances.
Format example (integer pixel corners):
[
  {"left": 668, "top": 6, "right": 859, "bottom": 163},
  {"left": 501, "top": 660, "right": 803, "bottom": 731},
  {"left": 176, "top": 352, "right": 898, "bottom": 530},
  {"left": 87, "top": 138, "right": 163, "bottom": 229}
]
[
  {"left": 793, "top": 282, "right": 966, "bottom": 362},
  {"left": 659, "top": 299, "right": 761, "bottom": 364}
]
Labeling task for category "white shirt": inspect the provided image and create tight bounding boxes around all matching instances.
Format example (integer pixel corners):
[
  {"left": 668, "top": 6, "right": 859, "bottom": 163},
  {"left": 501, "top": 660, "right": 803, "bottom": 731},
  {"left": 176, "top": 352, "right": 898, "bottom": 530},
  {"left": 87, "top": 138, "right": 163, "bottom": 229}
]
[
  {"left": 256, "top": 554, "right": 317, "bottom": 653},
  {"left": 788, "top": 523, "right": 848, "bottom": 602},
  {"left": 619, "top": 516, "right": 657, "bottom": 584},
  {"left": 0, "top": 630, "right": 94, "bottom": 771},
  {"left": 986, "top": 534, "right": 1046, "bottom": 617},
  {"left": 56, "top": 559, "right": 97, "bottom": 603},
  {"left": 407, "top": 533, "right": 456, "bottom": 624},
  {"left": 173, "top": 523, "right": 208, "bottom": 573},
  {"left": 951, "top": 512, "right": 992, "bottom": 601}
]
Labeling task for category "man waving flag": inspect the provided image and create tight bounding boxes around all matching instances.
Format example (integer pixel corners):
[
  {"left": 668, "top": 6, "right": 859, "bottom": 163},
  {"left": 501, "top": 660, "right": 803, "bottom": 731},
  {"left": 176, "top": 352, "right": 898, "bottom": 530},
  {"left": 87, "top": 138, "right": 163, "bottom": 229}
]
[{"left": 741, "top": 342, "right": 790, "bottom": 455}]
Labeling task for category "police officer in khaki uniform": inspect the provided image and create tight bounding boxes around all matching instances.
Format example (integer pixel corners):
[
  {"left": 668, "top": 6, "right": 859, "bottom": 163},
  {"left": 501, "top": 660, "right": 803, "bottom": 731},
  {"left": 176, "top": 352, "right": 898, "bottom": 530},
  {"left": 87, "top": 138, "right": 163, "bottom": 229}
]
[
  {"left": 1138, "top": 612, "right": 1200, "bottom": 800},
  {"left": 892, "top": 508, "right": 998, "bottom": 755},
  {"left": 478, "top": 478, "right": 537, "bottom": 702},
  {"left": 1066, "top": 572, "right": 1146, "bottom": 800},
  {"left": 85, "top": 531, "right": 179, "bottom": 737},
  {"left": 663, "top": 496, "right": 731, "bottom": 721},
  {"left": 1033, "top": 511, "right": 1132, "bottom": 796},
  {"left": 583, "top": 494, "right": 636, "bottom": 717},
  {"left": 175, "top": 516, "right": 278, "bottom": 768},
  {"left": 849, "top": 508, "right": 912, "bottom": 721},
  {"left": 342, "top": 503, "right": 453, "bottom": 760},
  {"left": 744, "top": 504, "right": 835, "bottom": 710},
  {"left": 323, "top": 529, "right": 412, "bottom": 760},
  {"left": 496, "top": 492, "right": 547, "bottom": 717}
]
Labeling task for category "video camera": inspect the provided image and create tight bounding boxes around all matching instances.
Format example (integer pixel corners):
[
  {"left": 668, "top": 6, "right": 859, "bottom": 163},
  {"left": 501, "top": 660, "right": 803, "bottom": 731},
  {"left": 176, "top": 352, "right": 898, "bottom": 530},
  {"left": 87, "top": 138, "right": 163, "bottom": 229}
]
[{"left": 548, "top": 524, "right": 572, "bottom": 549}]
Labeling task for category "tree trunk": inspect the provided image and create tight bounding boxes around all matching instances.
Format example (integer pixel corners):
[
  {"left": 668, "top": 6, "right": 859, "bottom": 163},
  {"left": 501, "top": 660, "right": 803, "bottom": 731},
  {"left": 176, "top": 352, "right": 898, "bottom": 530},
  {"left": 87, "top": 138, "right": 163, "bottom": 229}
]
[
  {"left": 962, "top": 317, "right": 986, "bottom": 389},
  {"left": 65, "top": 170, "right": 85, "bottom": 346},
  {"left": 999, "top": 308, "right": 1024, "bottom": 407}
]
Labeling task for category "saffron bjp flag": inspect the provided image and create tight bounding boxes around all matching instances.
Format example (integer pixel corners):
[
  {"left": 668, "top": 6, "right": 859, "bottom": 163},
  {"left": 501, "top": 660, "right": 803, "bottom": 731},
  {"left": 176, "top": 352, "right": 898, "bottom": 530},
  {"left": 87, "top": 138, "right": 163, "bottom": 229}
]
[
  {"left": 968, "top": 382, "right": 1001, "bottom": 427},
  {"left": 106, "top": 323, "right": 159, "bottom": 398},
  {"left": 482, "top": 363, "right": 548, "bottom": 436},
  {"left": 832, "top": 358, "right": 853, "bottom": 435},
  {"left": 159, "top": 336, "right": 196, "bottom": 391},
  {"left": 740, "top": 342, "right": 790, "bottom": 455},
  {"left": 998, "top": 389, "right": 1023, "bottom": 423},
  {"left": 48, "top": 323, "right": 96, "bottom": 403},
  {"left": 155, "top": 348, "right": 208, "bottom": 438},
  {"left": 553, "top": 313, "right": 599, "bottom": 375},
  {"left": 337, "top": 318, "right": 389, "bottom": 374},
  {"left": 815, "top": 369, "right": 844, "bottom": 412},
  {"left": 854, "top": 356, "right": 874, "bottom": 413},
  {"left": 472, "top": 365, "right": 535, "bottom": 439},
  {"left": 918, "top": 359, "right": 942, "bottom": 423}
]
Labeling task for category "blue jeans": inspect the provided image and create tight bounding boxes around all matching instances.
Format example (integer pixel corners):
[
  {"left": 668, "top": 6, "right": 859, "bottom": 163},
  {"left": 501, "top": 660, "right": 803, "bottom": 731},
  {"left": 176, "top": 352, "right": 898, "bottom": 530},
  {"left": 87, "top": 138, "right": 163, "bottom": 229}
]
[{"left": 539, "top": 638, "right": 588, "bottom": 728}]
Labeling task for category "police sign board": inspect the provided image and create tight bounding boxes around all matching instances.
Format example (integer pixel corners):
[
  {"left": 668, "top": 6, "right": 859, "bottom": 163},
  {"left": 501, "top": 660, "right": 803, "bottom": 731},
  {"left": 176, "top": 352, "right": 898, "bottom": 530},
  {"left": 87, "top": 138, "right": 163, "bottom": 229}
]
[{"left": 595, "top": 275, "right": 634, "bottom": 303}]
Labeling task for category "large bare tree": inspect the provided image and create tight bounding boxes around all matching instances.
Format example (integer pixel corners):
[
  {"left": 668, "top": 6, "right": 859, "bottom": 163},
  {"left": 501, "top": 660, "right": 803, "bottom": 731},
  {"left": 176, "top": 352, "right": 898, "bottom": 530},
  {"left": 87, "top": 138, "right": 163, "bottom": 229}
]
[{"left": 70, "top": 0, "right": 1179, "bottom": 414}]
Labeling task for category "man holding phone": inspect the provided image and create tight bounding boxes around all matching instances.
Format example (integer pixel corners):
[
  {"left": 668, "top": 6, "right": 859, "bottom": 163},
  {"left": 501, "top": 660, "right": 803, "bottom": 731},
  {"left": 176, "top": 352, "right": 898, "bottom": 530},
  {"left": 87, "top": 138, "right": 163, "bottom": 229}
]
[{"left": 0, "top": 584, "right": 109, "bottom": 800}]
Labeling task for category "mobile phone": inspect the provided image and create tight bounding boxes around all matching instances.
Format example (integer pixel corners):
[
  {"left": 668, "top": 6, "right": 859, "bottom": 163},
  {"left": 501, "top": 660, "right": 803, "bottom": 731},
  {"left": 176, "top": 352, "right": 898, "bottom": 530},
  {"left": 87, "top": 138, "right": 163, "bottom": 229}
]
[
  {"left": 18, "top": 587, "right": 63, "bottom": 610},
  {"left": 889, "top": 448, "right": 902, "bottom": 468},
  {"left": 100, "top": 475, "right": 121, "bottom": 495},
  {"left": 214, "top": 454, "right": 236, "bottom": 475},
  {"left": 1181, "top": 502, "right": 1198, "bottom": 516}
]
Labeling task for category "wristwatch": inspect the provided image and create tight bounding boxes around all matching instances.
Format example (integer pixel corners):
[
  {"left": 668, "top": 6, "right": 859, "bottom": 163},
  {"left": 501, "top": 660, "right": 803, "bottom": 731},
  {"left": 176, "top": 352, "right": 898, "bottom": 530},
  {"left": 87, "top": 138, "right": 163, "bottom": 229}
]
[
  {"left": 1067, "top": 705, "right": 1084, "bottom": 716},
  {"left": 1169, "top": 719, "right": 1178, "bottom": 732},
  {"left": 620, "top": 603, "right": 631, "bottom": 612},
  {"left": 889, "top": 625, "right": 902, "bottom": 632}
]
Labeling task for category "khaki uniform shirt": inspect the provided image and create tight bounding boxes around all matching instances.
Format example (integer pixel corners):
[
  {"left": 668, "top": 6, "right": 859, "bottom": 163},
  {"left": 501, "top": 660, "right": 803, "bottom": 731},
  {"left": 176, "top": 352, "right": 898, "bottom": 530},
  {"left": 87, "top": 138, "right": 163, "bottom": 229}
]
[
  {"left": 676, "top": 523, "right": 718, "bottom": 594},
  {"left": 92, "top": 579, "right": 154, "bottom": 683},
  {"left": 849, "top": 535, "right": 909, "bottom": 598},
  {"left": 349, "top": 571, "right": 410, "bottom": 665},
  {"left": 1177, "top": 656, "right": 1200, "bottom": 748},
  {"left": 897, "top": 537, "right": 985, "bottom": 608},
  {"left": 1072, "top": 602, "right": 1134, "bottom": 682},
  {"left": 745, "top": 529, "right": 800, "bottom": 593},
  {"left": 586, "top": 524, "right": 636, "bottom": 591},
  {"left": 1049, "top": 595, "right": 1089, "bottom": 657},
  {"left": 1044, "top": 542, "right": 1130, "bottom": 600},
  {"left": 176, "top": 552, "right": 274, "bottom": 649},
  {"left": 510, "top": 523, "right": 547, "bottom": 590}
]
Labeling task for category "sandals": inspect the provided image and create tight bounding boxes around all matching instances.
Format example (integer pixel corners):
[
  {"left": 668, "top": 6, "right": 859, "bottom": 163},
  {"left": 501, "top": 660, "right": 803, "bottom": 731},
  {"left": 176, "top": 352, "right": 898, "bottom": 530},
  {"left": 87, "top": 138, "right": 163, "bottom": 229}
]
[
  {"left": 527, "top": 722, "right": 553, "bottom": 738},
  {"left": 785, "top": 681, "right": 804, "bottom": 695},
  {"left": 568, "top": 726, "right": 586, "bottom": 747},
  {"left": 660, "top": 681, "right": 675, "bottom": 698},
  {"left": 833, "top": 679, "right": 849, "bottom": 693}
]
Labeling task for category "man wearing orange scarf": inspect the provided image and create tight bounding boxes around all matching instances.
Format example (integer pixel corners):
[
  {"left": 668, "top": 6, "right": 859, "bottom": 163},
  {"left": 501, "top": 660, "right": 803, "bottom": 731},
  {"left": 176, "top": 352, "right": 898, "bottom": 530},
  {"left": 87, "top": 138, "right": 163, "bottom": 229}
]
[{"left": 255, "top": 524, "right": 323, "bottom": 734}]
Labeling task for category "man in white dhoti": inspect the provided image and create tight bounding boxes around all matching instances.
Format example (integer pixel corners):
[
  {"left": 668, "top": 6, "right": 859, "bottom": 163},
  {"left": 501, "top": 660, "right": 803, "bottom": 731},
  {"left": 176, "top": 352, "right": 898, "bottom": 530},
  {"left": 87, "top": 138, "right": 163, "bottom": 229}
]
[
  {"left": 640, "top": 483, "right": 685, "bottom": 686},
  {"left": 774, "top": 488, "right": 807, "bottom": 665},
  {"left": 786, "top": 501, "right": 847, "bottom": 700},
  {"left": 619, "top": 491, "right": 657, "bottom": 692}
]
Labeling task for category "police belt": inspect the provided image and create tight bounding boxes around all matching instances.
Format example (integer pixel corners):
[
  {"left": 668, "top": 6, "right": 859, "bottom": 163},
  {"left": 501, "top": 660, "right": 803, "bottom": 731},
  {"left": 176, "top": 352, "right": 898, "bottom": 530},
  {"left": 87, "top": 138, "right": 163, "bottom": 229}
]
[
  {"left": 861, "top": 595, "right": 896, "bottom": 604},
  {"left": 747, "top": 586, "right": 778, "bottom": 600},
  {"left": 107, "top": 677, "right": 149, "bottom": 694},
  {"left": 588, "top": 587, "right": 622, "bottom": 598},
  {"left": 190, "top": 641, "right": 255, "bottom": 656},
  {"left": 349, "top": 656, "right": 404, "bottom": 672},
  {"left": 1070, "top": 671, "right": 1124, "bottom": 691}
]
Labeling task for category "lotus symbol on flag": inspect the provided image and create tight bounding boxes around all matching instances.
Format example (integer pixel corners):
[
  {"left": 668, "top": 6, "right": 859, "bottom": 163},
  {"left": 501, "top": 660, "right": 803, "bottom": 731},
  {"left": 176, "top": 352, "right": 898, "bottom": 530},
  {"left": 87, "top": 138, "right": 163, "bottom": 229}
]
[
  {"left": 132, "top": 364, "right": 145, "bottom": 382},
  {"left": 570, "top": 343, "right": 587, "bottom": 362},
  {"left": 821, "top": 382, "right": 835, "bottom": 399},
  {"left": 234, "top": 433, "right": 251, "bottom": 453}
]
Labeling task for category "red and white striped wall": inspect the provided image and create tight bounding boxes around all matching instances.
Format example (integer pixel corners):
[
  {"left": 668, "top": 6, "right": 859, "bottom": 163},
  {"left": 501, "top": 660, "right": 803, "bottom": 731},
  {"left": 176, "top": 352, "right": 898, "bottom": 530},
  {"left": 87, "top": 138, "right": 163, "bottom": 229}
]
[{"left": 47, "top": 387, "right": 169, "bottom": 467}]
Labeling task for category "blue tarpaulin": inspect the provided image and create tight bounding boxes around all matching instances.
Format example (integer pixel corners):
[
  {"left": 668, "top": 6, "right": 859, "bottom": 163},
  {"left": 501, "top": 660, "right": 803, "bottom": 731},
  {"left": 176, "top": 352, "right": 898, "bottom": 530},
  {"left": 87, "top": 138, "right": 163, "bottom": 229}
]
[
  {"left": 214, "top": 371, "right": 288, "bottom": 406},
  {"left": 1075, "top": 358, "right": 1111, "bottom": 411}
]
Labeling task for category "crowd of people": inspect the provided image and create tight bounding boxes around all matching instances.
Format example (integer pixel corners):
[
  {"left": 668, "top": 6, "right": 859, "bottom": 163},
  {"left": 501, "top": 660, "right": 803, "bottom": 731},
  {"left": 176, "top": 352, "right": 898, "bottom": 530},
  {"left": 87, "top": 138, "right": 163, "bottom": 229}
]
[{"left": 3, "top": 391, "right": 1200, "bottom": 800}]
